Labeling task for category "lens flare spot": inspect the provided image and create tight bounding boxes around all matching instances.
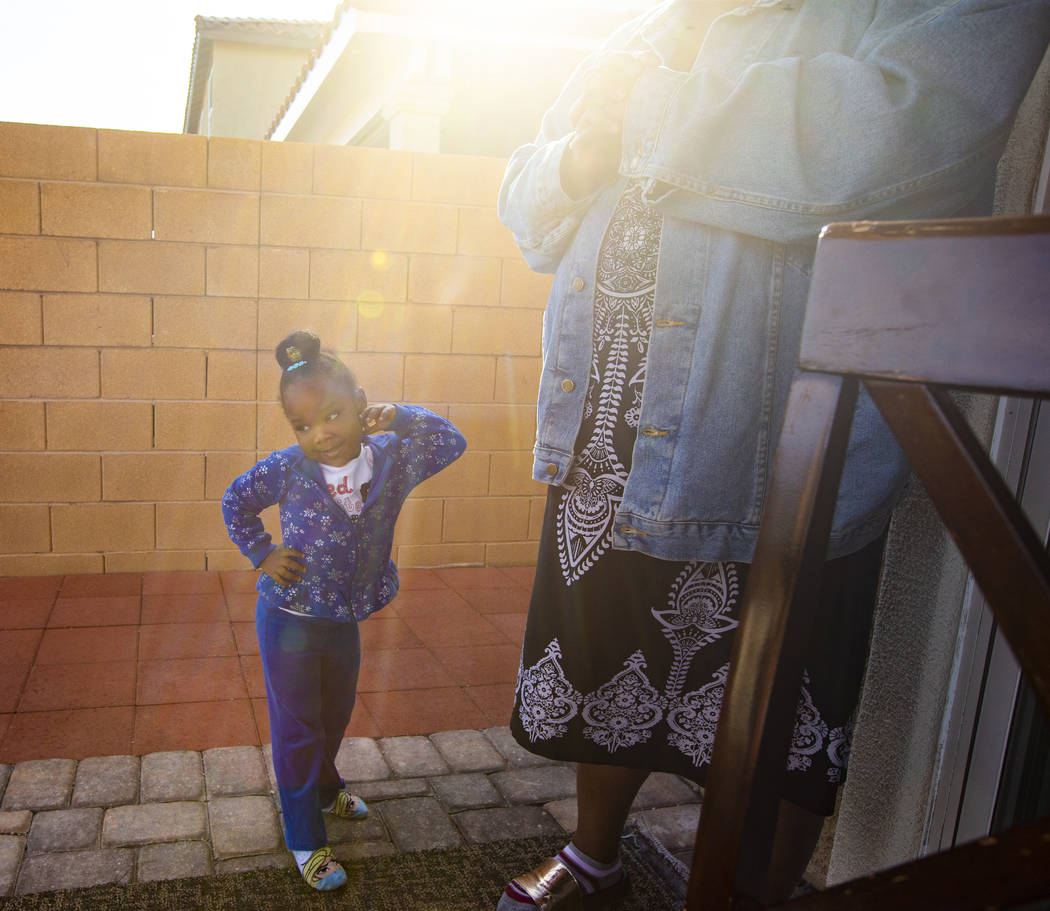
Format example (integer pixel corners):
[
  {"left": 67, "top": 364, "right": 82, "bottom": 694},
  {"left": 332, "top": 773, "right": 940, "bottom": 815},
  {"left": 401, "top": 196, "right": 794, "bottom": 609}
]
[
  {"left": 358, "top": 290, "right": 385, "bottom": 320},
  {"left": 370, "top": 250, "right": 390, "bottom": 271}
]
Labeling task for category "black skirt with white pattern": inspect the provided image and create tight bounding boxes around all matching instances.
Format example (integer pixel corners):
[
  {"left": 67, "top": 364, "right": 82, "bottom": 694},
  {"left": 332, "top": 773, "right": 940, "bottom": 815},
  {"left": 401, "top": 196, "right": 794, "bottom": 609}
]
[{"left": 510, "top": 182, "right": 883, "bottom": 815}]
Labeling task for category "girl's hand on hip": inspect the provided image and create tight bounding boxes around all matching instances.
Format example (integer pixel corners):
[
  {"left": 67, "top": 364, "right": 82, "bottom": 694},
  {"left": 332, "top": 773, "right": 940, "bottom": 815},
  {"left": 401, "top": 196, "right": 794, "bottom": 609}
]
[
  {"left": 360, "top": 404, "right": 396, "bottom": 433},
  {"left": 259, "top": 546, "right": 306, "bottom": 586}
]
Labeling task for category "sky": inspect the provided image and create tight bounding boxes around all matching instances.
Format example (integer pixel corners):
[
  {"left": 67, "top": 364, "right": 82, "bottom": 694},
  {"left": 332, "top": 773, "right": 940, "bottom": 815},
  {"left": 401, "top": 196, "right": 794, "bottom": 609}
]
[
  {"left": 0, "top": 0, "right": 649, "bottom": 136},
  {"left": 0, "top": 0, "right": 340, "bottom": 134}
]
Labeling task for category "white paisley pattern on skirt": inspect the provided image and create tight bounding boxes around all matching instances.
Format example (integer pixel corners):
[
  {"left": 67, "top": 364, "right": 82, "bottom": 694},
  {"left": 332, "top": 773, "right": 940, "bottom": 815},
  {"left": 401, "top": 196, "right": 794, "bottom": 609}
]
[{"left": 556, "top": 181, "right": 658, "bottom": 584}]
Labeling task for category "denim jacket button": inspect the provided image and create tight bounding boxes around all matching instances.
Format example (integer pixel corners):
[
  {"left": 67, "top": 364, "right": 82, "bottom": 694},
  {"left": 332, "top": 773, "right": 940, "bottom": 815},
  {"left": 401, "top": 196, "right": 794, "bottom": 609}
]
[
  {"left": 571, "top": 276, "right": 585, "bottom": 291},
  {"left": 545, "top": 463, "right": 559, "bottom": 476},
  {"left": 560, "top": 379, "right": 576, "bottom": 393}
]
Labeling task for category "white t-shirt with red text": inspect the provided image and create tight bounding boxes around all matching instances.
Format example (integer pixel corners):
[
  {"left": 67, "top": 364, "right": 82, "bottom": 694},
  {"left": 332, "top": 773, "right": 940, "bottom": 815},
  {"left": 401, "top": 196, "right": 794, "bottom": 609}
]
[{"left": 319, "top": 447, "right": 374, "bottom": 519}]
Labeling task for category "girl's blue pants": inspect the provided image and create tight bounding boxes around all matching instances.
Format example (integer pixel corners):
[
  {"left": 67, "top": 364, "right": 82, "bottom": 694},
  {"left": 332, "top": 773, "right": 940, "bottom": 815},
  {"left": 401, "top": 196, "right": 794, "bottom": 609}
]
[{"left": 256, "top": 601, "right": 361, "bottom": 851}]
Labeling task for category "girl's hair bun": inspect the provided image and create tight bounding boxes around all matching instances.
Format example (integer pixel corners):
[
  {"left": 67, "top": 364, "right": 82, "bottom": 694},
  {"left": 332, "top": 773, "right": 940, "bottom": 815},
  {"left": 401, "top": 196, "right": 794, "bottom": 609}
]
[{"left": 275, "top": 330, "right": 322, "bottom": 370}]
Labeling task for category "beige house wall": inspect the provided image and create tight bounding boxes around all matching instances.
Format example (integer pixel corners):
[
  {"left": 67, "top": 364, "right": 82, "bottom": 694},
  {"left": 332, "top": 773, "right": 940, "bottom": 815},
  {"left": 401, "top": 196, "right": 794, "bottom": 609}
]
[{"left": 0, "top": 121, "right": 552, "bottom": 576}]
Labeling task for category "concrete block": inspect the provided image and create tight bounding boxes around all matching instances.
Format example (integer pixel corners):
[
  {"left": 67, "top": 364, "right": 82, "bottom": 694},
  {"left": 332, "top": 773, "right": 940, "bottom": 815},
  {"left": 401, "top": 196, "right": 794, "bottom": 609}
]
[
  {"left": 501, "top": 257, "right": 552, "bottom": 310},
  {"left": 362, "top": 199, "right": 456, "bottom": 255},
  {"left": 346, "top": 778, "right": 429, "bottom": 802},
  {"left": 447, "top": 404, "right": 536, "bottom": 451},
  {"left": 543, "top": 797, "right": 578, "bottom": 833},
  {"left": 0, "top": 402, "right": 45, "bottom": 451},
  {"left": 260, "top": 195, "right": 361, "bottom": 249},
  {"left": 207, "top": 137, "right": 261, "bottom": 191},
  {"left": 334, "top": 738, "right": 391, "bottom": 783},
  {"left": 0, "top": 812, "right": 31, "bottom": 836},
  {"left": 453, "top": 306, "right": 542, "bottom": 356},
  {"left": 429, "top": 730, "right": 505, "bottom": 774},
  {"left": 0, "top": 835, "right": 22, "bottom": 896},
  {"left": 0, "top": 179, "right": 40, "bottom": 234},
  {"left": 98, "top": 240, "right": 205, "bottom": 296},
  {"left": 138, "top": 840, "right": 213, "bottom": 882},
  {"left": 314, "top": 145, "right": 411, "bottom": 199},
  {"left": 0, "top": 347, "right": 99, "bottom": 399},
  {"left": 46, "top": 402, "right": 153, "bottom": 451},
  {"left": 208, "top": 795, "right": 282, "bottom": 859},
  {"left": 0, "top": 506, "right": 50, "bottom": 554},
  {"left": 27, "top": 807, "right": 103, "bottom": 854},
  {"left": 259, "top": 246, "right": 309, "bottom": 299},
  {"left": 1, "top": 760, "right": 76, "bottom": 811},
  {"left": 356, "top": 303, "right": 452, "bottom": 354},
  {"left": 308, "top": 249, "right": 407, "bottom": 302},
  {"left": 103, "top": 454, "right": 205, "bottom": 502},
  {"left": 444, "top": 497, "right": 531, "bottom": 544},
  {"left": 203, "top": 746, "right": 269, "bottom": 798},
  {"left": 458, "top": 207, "right": 520, "bottom": 258},
  {"left": 141, "top": 751, "right": 204, "bottom": 803},
  {"left": 632, "top": 804, "right": 702, "bottom": 855},
  {"left": 430, "top": 773, "right": 503, "bottom": 812},
  {"left": 101, "top": 348, "right": 205, "bottom": 400},
  {"left": 215, "top": 852, "right": 293, "bottom": 874},
  {"left": 42, "top": 293, "right": 152, "bottom": 347},
  {"left": 411, "top": 153, "right": 506, "bottom": 207},
  {"left": 154, "top": 403, "right": 255, "bottom": 452},
  {"left": 41, "top": 183, "right": 151, "bottom": 239},
  {"left": 98, "top": 129, "right": 206, "bottom": 187},
  {"left": 206, "top": 245, "right": 259, "bottom": 298},
  {"left": 72, "top": 755, "right": 140, "bottom": 808},
  {"left": 153, "top": 295, "right": 257, "bottom": 349},
  {"left": 491, "top": 765, "right": 577, "bottom": 806},
  {"left": 379, "top": 735, "right": 451, "bottom": 778},
  {"left": 408, "top": 253, "right": 500, "bottom": 306},
  {"left": 0, "top": 122, "right": 96, "bottom": 181},
  {"left": 331, "top": 841, "right": 398, "bottom": 863},
  {"left": 454, "top": 806, "right": 564, "bottom": 844},
  {"left": 260, "top": 142, "right": 312, "bottom": 194},
  {"left": 0, "top": 291, "right": 42, "bottom": 345},
  {"left": 51, "top": 503, "right": 155, "bottom": 553},
  {"left": 631, "top": 773, "right": 701, "bottom": 811},
  {"left": 378, "top": 797, "right": 463, "bottom": 852},
  {"left": 403, "top": 354, "right": 495, "bottom": 403},
  {"left": 16, "top": 848, "right": 133, "bottom": 895},
  {"left": 323, "top": 812, "right": 387, "bottom": 847},
  {"left": 154, "top": 188, "right": 259, "bottom": 245},
  {"left": 483, "top": 727, "right": 555, "bottom": 770},
  {"left": 156, "top": 501, "right": 236, "bottom": 550},
  {"left": 102, "top": 802, "right": 207, "bottom": 847}
]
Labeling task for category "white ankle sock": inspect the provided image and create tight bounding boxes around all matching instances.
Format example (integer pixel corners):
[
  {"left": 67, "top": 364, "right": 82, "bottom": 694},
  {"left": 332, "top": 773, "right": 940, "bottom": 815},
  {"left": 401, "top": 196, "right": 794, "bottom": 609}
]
[
  {"left": 292, "top": 849, "right": 313, "bottom": 872},
  {"left": 560, "top": 841, "right": 622, "bottom": 894}
]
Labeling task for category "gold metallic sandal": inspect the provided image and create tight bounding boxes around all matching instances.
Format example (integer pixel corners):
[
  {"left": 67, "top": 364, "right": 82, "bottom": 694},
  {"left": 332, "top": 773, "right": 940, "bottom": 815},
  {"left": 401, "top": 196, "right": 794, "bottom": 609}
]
[{"left": 509, "top": 856, "right": 629, "bottom": 909}]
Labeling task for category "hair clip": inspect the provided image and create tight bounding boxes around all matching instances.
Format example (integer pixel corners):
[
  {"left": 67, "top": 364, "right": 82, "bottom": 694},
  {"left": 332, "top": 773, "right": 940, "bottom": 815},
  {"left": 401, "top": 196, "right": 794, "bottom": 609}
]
[{"left": 286, "top": 360, "right": 307, "bottom": 372}]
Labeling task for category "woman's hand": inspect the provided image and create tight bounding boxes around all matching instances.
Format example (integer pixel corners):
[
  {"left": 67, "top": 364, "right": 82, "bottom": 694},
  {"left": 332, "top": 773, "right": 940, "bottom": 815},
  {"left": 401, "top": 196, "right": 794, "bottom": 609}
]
[
  {"left": 561, "top": 50, "right": 659, "bottom": 199},
  {"left": 259, "top": 546, "right": 306, "bottom": 587},
  {"left": 360, "top": 404, "right": 397, "bottom": 433}
]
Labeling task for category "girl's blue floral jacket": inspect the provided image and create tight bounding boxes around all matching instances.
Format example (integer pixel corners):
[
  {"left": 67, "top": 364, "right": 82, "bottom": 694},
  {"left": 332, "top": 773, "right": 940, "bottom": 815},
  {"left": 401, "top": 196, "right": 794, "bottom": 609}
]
[{"left": 221, "top": 405, "right": 466, "bottom": 622}]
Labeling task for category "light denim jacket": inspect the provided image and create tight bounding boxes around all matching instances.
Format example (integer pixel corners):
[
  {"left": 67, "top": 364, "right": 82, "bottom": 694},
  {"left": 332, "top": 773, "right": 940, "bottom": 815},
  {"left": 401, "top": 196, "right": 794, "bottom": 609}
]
[{"left": 498, "top": 0, "right": 1050, "bottom": 562}]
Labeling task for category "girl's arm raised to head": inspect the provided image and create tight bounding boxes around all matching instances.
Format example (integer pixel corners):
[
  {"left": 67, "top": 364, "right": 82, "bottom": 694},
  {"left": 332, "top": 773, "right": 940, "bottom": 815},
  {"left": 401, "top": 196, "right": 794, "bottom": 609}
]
[
  {"left": 220, "top": 453, "right": 290, "bottom": 568},
  {"left": 381, "top": 405, "right": 467, "bottom": 489}
]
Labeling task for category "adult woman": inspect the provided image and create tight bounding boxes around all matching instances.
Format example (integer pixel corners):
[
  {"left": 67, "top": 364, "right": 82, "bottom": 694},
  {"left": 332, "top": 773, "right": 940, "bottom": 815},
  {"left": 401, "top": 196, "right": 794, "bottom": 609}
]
[{"left": 497, "top": 1, "right": 1050, "bottom": 907}]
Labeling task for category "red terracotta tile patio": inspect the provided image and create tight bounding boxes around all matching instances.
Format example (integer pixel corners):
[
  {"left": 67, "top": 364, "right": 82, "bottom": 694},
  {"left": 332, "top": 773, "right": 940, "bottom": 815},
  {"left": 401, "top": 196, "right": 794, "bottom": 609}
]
[
  {"left": 0, "top": 599, "right": 55, "bottom": 629},
  {"left": 0, "top": 706, "right": 135, "bottom": 763},
  {"left": 49, "top": 596, "right": 140, "bottom": 628},
  {"left": 0, "top": 565, "right": 532, "bottom": 761},
  {"left": 36, "top": 626, "right": 139, "bottom": 664},
  {"left": 18, "top": 661, "right": 137, "bottom": 712}
]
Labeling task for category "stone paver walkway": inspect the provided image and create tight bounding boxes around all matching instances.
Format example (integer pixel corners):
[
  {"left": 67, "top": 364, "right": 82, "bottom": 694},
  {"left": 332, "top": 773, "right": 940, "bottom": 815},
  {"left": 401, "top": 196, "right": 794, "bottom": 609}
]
[{"left": 0, "top": 727, "right": 701, "bottom": 897}]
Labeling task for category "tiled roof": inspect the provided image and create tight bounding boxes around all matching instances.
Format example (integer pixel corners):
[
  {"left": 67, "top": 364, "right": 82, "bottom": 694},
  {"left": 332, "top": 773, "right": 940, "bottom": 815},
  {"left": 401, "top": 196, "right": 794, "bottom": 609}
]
[
  {"left": 183, "top": 15, "right": 329, "bottom": 134},
  {"left": 265, "top": 1, "right": 353, "bottom": 140}
]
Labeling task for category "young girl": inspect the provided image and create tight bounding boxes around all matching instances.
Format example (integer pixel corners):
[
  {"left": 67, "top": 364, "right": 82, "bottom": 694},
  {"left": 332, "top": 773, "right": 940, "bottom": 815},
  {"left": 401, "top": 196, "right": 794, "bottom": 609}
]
[{"left": 221, "top": 330, "right": 466, "bottom": 891}]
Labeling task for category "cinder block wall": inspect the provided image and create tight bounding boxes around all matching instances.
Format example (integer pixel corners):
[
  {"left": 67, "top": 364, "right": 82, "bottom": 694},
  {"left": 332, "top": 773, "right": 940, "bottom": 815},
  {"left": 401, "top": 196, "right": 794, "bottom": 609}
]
[{"left": 0, "top": 122, "right": 553, "bottom": 576}]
